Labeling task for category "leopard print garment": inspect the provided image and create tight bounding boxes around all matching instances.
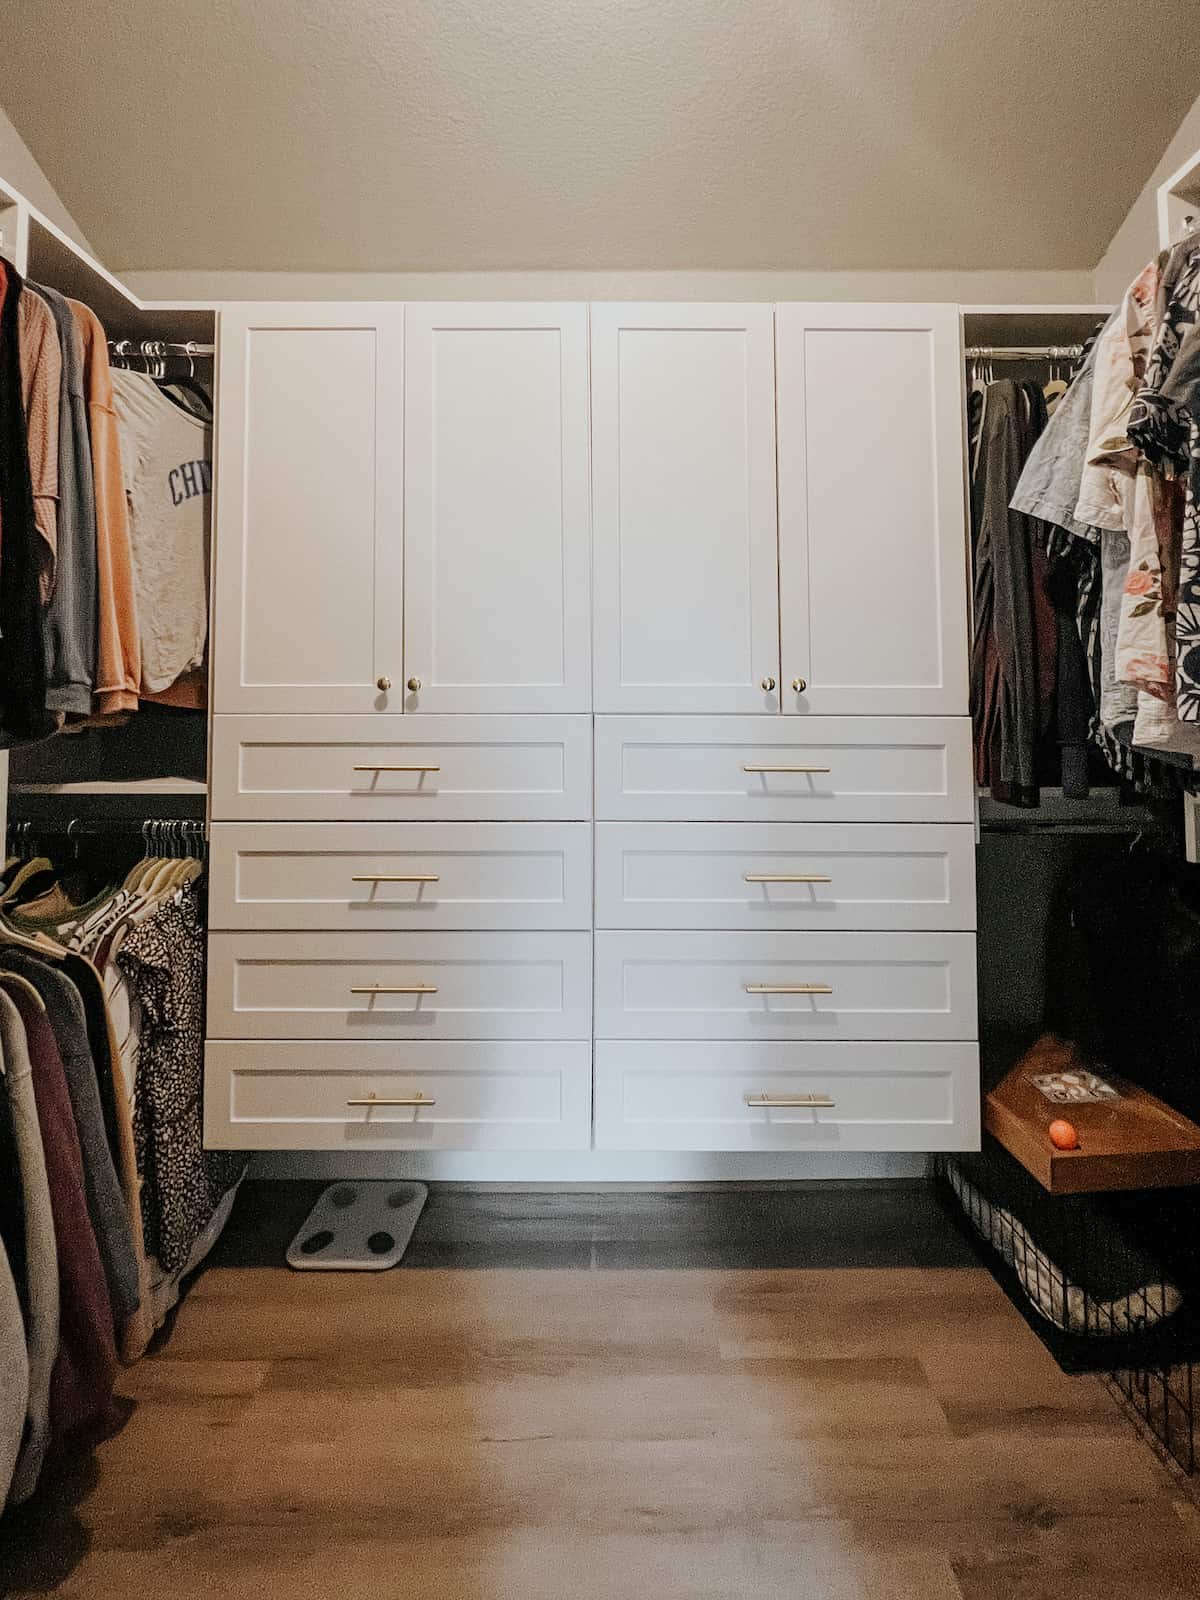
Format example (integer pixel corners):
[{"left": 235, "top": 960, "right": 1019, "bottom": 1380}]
[{"left": 116, "top": 881, "right": 245, "bottom": 1273}]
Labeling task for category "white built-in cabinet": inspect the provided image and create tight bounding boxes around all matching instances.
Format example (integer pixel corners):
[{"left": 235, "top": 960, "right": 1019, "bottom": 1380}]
[
  {"left": 776, "top": 304, "right": 969, "bottom": 715},
  {"left": 588, "top": 303, "right": 969, "bottom": 717},
  {"left": 590, "top": 304, "right": 781, "bottom": 714},
  {"left": 214, "top": 302, "right": 591, "bottom": 718},
  {"left": 206, "top": 299, "right": 977, "bottom": 1162},
  {"left": 213, "top": 305, "right": 405, "bottom": 714},
  {"left": 403, "top": 304, "right": 591, "bottom": 713}
]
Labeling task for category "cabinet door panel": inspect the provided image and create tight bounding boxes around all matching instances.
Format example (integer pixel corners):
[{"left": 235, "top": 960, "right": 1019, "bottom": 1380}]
[
  {"left": 777, "top": 305, "right": 968, "bottom": 715},
  {"left": 404, "top": 305, "right": 591, "bottom": 712},
  {"left": 213, "top": 306, "right": 404, "bottom": 713},
  {"left": 592, "top": 305, "right": 780, "bottom": 713}
]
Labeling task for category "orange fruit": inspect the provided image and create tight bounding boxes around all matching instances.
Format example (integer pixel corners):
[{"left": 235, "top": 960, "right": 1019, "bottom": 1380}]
[{"left": 1048, "top": 1119, "right": 1079, "bottom": 1151}]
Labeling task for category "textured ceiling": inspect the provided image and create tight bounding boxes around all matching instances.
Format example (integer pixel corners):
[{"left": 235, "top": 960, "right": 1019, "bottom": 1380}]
[{"left": 1, "top": 0, "right": 1198, "bottom": 273}]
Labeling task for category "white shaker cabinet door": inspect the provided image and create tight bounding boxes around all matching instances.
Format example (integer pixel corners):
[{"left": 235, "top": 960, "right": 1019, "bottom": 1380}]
[
  {"left": 591, "top": 305, "right": 781, "bottom": 714},
  {"left": 776, "top": 304, "right": 969, "bottom": 716},
  {"left": 213, "top": 305, "right": 405, "bottom": 714},
  {"left": 403, "top": 304, "right": 591, "bottom": 712}
]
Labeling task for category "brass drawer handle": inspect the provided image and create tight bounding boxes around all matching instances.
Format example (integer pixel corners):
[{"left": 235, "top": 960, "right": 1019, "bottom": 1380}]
[
  {"left": 742, "top": 765, "right": 830, "bottom": 774},
  {"left": 353, "top": 764, "right": 440, "bottom": 773},
  {"left": 350, "top": 984, "right": 439, "bottom": 995},
  {"left": 745, "top": 1093, "right": 835, "bottom": 1109},
  {"left": 351, "top": 875, "right": 440, "bottom": 884},
  {"left": 743, "top": 874, "right": 831, "bottom": 885},
  {"left": 745, "top": 983, "right": 833, "bottom": 995},
  {"left": 347, "top": 1093, "right": 436, "bottom": 1108}
]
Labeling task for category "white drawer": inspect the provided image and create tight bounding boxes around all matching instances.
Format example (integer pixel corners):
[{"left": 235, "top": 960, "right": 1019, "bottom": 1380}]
[
  {"left": 594, "top": 930, "right": 977, "bottom": 1040},
  {"left": 211, "top": 714, "right": 592, "bottom": 821},
  {"left": 595, "top": 822, "right": 975, "bottom": 931},
  {"left": 209, "top": 822, "right": 592, "bottom": 931},
  {"left": 594, "top": 716, "right": 974, "bottom": 821},
  {"left": 593, "top": 1041, "right": 980, "bottom": 1151},
  {"left": 207, "top": 931, "right": 593, "bottom": 1039},
  {"left": 205, "top": 1040, "right": 591, "bottom": 1151}
]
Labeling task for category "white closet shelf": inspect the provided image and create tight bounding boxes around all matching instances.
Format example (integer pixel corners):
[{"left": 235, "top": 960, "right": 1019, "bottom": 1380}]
[{"left": 9, "top": 779, "right": 207, "bottom": 796}]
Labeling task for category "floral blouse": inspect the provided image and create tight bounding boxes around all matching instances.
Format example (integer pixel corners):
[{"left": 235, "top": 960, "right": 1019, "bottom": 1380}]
[{"left": 1130, "top": 237, "right": 1200, "bottom": 722}]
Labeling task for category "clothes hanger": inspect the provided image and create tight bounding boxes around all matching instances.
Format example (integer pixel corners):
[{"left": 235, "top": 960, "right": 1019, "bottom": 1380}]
[
  {"left": 1043, "top": 353, "right": 1068, "bottom": 411},
  {"left": 0, "top": 971, "right": 47, "bottom": 1014},
  {"left": 157, "top": 367, "right": 213, "bottom": 417},
  {"left": 0, "top": 856, "right": 55, "bottom": 907},
  {"left": 0, "top": 902, "right": 70, "bottom": 961}
]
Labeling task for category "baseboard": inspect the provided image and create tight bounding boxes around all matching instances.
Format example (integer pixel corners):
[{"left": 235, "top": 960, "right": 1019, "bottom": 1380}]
[{"left": 249, "top": 1150, "right": 928, "bottom": 1184}]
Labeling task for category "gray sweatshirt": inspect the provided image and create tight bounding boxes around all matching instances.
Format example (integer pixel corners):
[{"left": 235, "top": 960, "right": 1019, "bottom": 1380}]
[{"left": 32, "top": 283, "right": 98, "bottom": 715}]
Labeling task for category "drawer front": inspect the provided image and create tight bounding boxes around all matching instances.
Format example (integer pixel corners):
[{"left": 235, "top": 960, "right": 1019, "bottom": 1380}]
[
  {"left": 211, "top": 714, "right": 592, "bottom": 820},
  {"left": 594, "top": 1041, "right": 980, "bottom": 1151},
  {"left": 594, "top": 931, "right": 977, "bottom": 1040},
  {"left": 207, "top": 931, "right": 593, "bottom": 1039},
  {"left": 595, "top": 822, "right": 975, "bottom": 931},
  {"left": 205, "top": 1040, "right": 591, "bottom": 1151},
  {"left": 209, "top": 822, "right": 592, "bottom": 931},
  {"left": 594, "top": 715, "right": 973, "bottom": 822}
]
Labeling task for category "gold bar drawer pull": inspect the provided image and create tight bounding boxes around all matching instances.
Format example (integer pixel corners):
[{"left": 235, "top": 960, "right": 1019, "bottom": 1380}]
[
  {"left": 744, "top": 874, "right": 831, "bottom": 884},
  {"left": 742, "top": 765, "right": 830, "bottom": 774},
  {"left": 353, "top": 764, "right": 441, "bottom": 773},
  {"left": 347, "top": 1093, "right": 437, "bottom": 1108},
  {"left": 745, "top": 983, "right": 833, "bottom": 995},
  {"left": 350, "top": 984, "right": 439, "bottom": 995},
  {"left": 745, "top": 1094, "right": 835, "bottom": 1109},
  {"left": 351, "top": 875, "right": 440, "bottom": 884}
]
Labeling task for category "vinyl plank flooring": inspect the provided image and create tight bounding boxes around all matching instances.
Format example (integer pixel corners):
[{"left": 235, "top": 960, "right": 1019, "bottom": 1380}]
[{"left": 4, "top": 1180, "right": 1197, "bottom": 1600}]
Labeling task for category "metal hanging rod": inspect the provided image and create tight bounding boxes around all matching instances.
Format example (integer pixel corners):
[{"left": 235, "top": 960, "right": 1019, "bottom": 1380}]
[
  {"left": 107, "top": 338, "right": 214, "bottom": 357},
  {"left": 6, "top": 816, "right": 207, "bottom": 854},
  {"left": 965, "top": 345, "right": 1083, "bottom": 361},
  {"left": 7, "top": 815, "right": 206, "bottom": 839}
]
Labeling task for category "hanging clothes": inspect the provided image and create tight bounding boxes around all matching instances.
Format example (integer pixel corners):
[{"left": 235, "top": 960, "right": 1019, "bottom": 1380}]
[
  {"left": 1010, "top": 303, "right": 1200, "bottom": 796},
  {"left": 3, "top": 979, "right": 117, "bottom": 1437},
  {"left": 111, "top": 369, "right": 210, "bottom": 698},
  {"left": 0, "top": 951, "right": 139, "bottom": 1328},
  {"left": 0, "top": 987, "right": 58, "bottom": 1509},
  {"left": 1154, "top": 335, "right": 1200, "bottom": 719},
  {"left": 0, "top": 1233, "right": 27, "bottom": 1510},
  {"left": 32, "top": 284, "right": 98, "bottom": 718},
  {"left": 69, "top": 300, "right": 142, "bottom": 719},
  {"left": 16, "top": 286, "right": 60, "bottom": 600},
  {"left": 1127, "top": 234, "right": 1200, "bottom": 723},
  {"left": 970, "top": 378, "right": 1057, "bottom": 804},
  {"left": 0, "top": 263, "right": 53, "bottom": 743},
  {"left": 0, "top": 838, "right": 243, "bottom": 1377},
  {"left": 117, "top": 879, "right": 242, "bottom": 1276}
]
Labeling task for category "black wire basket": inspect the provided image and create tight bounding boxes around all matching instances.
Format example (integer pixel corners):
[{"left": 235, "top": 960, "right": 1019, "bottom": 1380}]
[{"left": 931, "top": 1142, "right": 1200, "bottom": 1476}]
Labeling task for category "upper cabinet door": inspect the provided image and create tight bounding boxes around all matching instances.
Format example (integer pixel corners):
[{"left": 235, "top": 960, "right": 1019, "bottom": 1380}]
[
  {"left": 776, "top": 305, "right": 969, "bottom": 716},
  {"left": 592, "top": 305, "right": 781, "bottom": 714},
  {"left": 213, "top": 305, "right": 404, "bottom": 714},
  {"left": 403, "top": 304, "right": 591, "bottom": 713}
]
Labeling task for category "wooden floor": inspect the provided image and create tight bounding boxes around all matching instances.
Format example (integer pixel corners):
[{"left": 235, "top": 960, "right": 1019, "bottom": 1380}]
[{"left": 3, "top": 1180, "right": 1200, "bottom": 1599}]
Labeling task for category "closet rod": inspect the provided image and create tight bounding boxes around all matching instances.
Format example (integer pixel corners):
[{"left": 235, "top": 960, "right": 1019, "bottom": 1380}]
[
  {"left": 106, "top": 339, "right": 214, "bottom": 356},
  {"left": 7, "top": 817, "right": 207, "bottom": 839},
  {"left": 965, "top": 345, "right": 1083, "bottom": 360}
]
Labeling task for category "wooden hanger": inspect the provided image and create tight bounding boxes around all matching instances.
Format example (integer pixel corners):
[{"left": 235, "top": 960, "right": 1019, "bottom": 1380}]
[
  {"left": 0, "top": 856, "right": 55, "bottom": 907},
  {"left": 0, "top": 970, "right": 47, "bottom": 1014}
]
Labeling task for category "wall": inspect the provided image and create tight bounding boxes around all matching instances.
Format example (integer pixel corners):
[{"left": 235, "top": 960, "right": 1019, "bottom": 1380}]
[
  {"left": 1095, "top": 90, "right": 1200, "bottom": 300},
  {"left": 0, "top": 103, "right": 90, "bottom": 251},
  {"left": 124, "top": 266, "right": 1096, "bottom": 305}
]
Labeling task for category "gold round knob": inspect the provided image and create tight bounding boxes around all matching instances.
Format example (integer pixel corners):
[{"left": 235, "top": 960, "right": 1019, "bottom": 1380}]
[
  {"left": 407, "top": 677, "right": 422, "bottom": 692},
  {"left": 792, "top": 677, "right": 807, "bottom": 694},
  {"left": 376, "top": 676, "right": 392, "bottom": 692},
  {"left": 761, "top": 676, "right": 776, "bottom": 692}
]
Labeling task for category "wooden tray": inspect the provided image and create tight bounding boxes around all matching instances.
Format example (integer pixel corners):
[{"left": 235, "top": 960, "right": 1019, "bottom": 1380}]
[{"left": 985, "top": 1038, "right": 1200, "bottom": 1195}]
